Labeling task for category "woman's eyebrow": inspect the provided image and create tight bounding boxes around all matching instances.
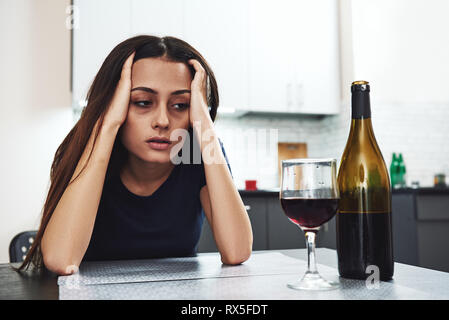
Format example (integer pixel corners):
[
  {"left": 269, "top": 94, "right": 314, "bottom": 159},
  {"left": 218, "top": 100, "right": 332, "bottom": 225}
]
[{"left": 131, "top": 87, "right": 191, "bottom": 95}]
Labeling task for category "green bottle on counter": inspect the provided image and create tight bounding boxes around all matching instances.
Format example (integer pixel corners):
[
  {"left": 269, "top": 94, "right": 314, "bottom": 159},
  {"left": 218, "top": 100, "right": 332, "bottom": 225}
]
[
  {"left": 390, "top": 153, "right": 399, "bottom": 187},
  {"left": 398, "top": 153, "right": 406, "bottom": 187}
]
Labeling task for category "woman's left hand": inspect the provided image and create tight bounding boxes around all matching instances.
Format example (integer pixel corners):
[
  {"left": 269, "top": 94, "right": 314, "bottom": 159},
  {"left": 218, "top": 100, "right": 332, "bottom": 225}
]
[{"left": 188, "top": 59, "right": 211, "bottom": 126}]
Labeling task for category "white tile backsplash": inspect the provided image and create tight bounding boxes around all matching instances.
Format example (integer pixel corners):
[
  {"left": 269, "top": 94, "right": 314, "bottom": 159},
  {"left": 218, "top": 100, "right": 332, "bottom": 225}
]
[{"left": 215, "top": 102, "right": 449, "bottom": 189}]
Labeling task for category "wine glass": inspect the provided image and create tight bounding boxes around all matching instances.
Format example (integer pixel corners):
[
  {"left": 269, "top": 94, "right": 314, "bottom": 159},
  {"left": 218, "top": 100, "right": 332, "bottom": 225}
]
[{"left": 280, "top": 158, "right": 340, "bottom": 291}]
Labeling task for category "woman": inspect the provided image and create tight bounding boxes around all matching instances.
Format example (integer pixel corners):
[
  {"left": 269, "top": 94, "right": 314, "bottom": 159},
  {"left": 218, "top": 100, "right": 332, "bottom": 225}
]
[{"left": 18, "top": 35, "right": 253, "bottom": 275}]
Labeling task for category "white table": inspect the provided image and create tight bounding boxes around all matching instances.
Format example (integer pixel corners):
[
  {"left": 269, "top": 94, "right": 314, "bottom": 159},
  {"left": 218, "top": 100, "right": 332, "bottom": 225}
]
[{"left": 58, "top": 248, "right": 449, "bottom": 300}]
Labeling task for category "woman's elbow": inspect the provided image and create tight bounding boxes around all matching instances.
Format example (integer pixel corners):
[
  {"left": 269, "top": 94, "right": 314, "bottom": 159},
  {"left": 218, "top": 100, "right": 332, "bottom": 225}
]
[
  {"left": 42, "top": 252, "right": 79, "bottom": 276},
  {"left": 221, "top": 244, "right": 252, "bottom": 265},
  {"left": 221, "top": 252, "right": 251, "bottom": 265}
]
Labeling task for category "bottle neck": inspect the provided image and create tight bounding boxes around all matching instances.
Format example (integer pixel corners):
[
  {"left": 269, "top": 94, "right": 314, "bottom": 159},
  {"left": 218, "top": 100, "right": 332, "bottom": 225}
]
[
  {"left": 347, "top": 111, "right": 380, "bottom": 157},
  {"left": 351, "top": 90, "right": 371, "bottom": 119},
  {"left": 349, "top": 117, "right": 374, "bottom": 139}
]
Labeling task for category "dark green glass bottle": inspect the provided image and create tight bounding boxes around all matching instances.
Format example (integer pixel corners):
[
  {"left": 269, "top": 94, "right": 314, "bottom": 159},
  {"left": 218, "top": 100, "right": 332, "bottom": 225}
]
[
  {"left": 398, "top": 153, "right": 406, "bottom": 187},
  {"left": 390, "top": 153, "right": 398, "bottom": 187}
]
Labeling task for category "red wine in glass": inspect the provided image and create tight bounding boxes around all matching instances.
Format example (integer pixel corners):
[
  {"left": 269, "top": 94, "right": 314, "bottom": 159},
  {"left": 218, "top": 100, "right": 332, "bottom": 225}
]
[{"left": 280, "top": 198, "right": 339, "bottom": 229}]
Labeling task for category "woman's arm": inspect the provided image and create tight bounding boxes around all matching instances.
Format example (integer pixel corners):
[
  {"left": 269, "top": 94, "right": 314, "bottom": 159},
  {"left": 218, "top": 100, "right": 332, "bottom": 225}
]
[
  {"left": 198, "top": 119, "right": 253, "bottom": 265},
  {"left": 188, "top": 59, "right": 252, "bottom": 265},
  {"left": 41, "top": 121, "right": 120, "bottom": 275},
  {"left": 41, "top": 52, "right": 135, "bottom": 275}
]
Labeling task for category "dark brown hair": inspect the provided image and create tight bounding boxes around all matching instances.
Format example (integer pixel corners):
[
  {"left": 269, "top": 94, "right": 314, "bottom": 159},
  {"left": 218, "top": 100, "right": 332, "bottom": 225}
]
[{"left": 16, "top": 35, "right": 219, "bottom": 271}]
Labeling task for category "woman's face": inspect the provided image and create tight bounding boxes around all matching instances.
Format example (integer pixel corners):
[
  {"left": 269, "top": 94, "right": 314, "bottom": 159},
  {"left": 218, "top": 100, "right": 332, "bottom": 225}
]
[{"left": 120, "top": 57, "right": 192, "bottom": 164}]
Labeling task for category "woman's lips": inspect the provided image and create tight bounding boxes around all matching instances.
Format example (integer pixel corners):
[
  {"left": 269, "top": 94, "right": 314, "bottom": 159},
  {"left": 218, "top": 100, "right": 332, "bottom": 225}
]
[{"left": 146, "top": 141, "right": 172, "bottom": 151}]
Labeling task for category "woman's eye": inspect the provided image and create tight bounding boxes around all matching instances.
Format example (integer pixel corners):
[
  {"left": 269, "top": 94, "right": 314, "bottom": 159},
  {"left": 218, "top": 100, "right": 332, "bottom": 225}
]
[
  {"left": 133, "top": 101, "right": 152, "bottom": 107},
  {"left": 173, "top": 103, "right": 190, "bottom": 110}
]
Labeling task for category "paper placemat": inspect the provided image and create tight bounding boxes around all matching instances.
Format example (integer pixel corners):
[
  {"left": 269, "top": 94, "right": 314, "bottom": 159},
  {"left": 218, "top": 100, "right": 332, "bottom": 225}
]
[
  {"left": 58, "top": 252, "right": 305, "bottom": 287},
  {"left": 58, "top": 252, "right": 438, "bottom": 300}
]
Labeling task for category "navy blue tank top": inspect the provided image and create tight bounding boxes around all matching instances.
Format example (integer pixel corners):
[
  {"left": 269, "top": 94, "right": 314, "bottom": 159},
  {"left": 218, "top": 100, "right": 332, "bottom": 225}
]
[{"left": 83, "top": 141, "right": 231, "bottom": 262}]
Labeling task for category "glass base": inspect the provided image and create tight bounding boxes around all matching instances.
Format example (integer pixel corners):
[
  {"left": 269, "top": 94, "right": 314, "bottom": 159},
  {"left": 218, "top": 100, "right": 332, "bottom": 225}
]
[{"left": 287, "top": 271, "right": 340, "bottom": 291}]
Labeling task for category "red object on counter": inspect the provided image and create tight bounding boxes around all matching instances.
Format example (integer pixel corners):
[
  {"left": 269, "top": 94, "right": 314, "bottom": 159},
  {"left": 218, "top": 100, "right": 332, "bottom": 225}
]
[{"left": 245, "top": 180, "right": 257, "bottom": 191}]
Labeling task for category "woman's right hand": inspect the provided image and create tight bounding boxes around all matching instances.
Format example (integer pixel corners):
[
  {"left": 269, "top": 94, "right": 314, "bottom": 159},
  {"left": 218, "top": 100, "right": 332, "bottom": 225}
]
[{"left": 103, "top": 52, "right": 136, "bottom": 130}]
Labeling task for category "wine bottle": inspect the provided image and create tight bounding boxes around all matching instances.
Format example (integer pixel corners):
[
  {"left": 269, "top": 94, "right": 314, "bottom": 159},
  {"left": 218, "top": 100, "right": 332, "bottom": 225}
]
[{"left": 336, "top": 81, "right": 394, "bottom": 281}]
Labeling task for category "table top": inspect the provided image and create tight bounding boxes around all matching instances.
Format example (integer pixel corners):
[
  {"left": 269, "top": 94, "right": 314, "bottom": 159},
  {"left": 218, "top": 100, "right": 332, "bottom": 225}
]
[
  {"left": 2, "top": 248, "right": 449, "bottom": 300},
  {"left": 0, "top": 262, "right": 58, "bottom": 300}
]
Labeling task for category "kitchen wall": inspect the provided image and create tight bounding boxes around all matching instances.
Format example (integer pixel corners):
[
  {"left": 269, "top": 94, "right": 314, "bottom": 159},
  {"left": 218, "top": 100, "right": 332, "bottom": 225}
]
[
  {"left": 0, "top": 0, "right": 73, "bottom": 263},
  {"left": 214, "top": 114, "right": 338, "bottom": 190},
  {"left": 323, "top": 101, "right": 449, "bottom": 188}
]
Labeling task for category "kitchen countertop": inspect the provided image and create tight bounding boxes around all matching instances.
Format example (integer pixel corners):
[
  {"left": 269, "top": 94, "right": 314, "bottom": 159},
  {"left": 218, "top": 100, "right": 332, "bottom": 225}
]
[
  {"left": 239, "top": 187, "right": 449, "bottom": 196},
  {"left": 239, "top": 189, "right": 279, "bottom": 196},
  {"left": 392, "top": 187, "right": 449, "bottom": 195}
]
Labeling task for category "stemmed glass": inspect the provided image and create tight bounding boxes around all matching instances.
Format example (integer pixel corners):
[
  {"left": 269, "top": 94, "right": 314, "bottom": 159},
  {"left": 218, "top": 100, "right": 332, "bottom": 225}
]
[{"left": 280, "top": 158, "right": 340, "bottom": 291}]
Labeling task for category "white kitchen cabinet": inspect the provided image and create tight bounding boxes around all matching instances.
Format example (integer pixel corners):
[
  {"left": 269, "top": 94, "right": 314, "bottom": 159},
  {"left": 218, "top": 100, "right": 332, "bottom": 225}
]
[
  {"left": 130, "top": 0, "right": 185, "bottom": 39},
  {"left": 248, "top": 0, "right": 340, "bottom": 114},
  {"left": 248, "top": 0, "right": 294, "bottom": 112},
  {"left": 183, "top": 0, "right": 250, "bottom": 112},
  {"left": 72, "top": 0, "right": 131, "bottom": 107},
  {"left": 73, "top": 0, "right": 340, "bottom": 116},
  {"left": 131, "top": 0, "right": 250, "bottom": 112},
  {"left": 298, "top": 0, "right": 340, "bottom": 114}
]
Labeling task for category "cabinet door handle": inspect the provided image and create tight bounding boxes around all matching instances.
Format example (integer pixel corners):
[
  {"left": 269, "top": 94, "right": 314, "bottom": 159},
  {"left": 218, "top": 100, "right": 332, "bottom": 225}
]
[{"left": 245, "top": 205, "right": 251, "bottom": 211}]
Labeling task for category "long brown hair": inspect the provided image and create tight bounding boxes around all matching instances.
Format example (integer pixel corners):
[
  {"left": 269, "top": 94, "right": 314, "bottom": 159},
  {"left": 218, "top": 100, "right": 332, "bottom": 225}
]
[{"left": 16, "top": 35, "right": 219, "bottom": 271}]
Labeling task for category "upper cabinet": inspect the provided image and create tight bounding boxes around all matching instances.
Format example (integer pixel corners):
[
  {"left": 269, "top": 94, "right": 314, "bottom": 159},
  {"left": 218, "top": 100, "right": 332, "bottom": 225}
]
[
  {"left": 72, "top": 0, "right": 131, "bottom": 108},
  {"left": 131, "top": 0, "right": 184, "bottom": 39},
  {"left": 248, "top": 0, "right": 294, "bottom": 112},
  {"left": 248, "top": 0, "right": 340, "bottom": 114},
  {"left": 182, "top": 0, "right": 250, "bottom": 113},
  {"left": 73, "top": 0, "right": 340, "bottom": 115},
  {"left": 129, "top": 0, "right": 249, "bottom": 112}
]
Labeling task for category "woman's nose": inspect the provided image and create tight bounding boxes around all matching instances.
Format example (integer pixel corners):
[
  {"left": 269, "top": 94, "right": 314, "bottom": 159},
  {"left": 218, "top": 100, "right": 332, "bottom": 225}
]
[{"left": 152, "top": 105, "right": 170, "bottom": 129}]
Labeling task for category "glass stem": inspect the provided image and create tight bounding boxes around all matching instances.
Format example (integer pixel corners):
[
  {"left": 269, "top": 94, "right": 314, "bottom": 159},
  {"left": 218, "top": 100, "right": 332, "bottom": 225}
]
[{"left": 305, "top": 231, "right": 318, "bottom": 274}]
